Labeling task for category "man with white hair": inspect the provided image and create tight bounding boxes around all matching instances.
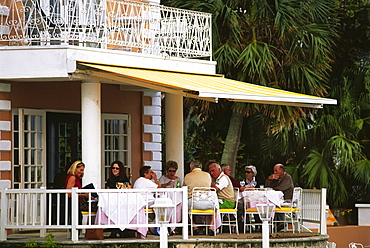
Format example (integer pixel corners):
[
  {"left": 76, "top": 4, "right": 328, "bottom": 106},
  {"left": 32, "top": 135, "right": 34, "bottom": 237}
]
[
  {"left": 209, "top": 162, "right": 235, "bottom": 209},
  {"left": 221, "top": 164, "right": 241, "bottom": 188}
]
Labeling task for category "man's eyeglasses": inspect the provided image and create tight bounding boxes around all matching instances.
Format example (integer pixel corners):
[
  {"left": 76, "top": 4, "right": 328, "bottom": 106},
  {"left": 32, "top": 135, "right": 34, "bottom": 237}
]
[
  {"left": 168, "top": 170, "right": 176, "bottom": 172},
  {"left": 112, "top": 167, "right": 120, "bottom": 170},
  {"left": 245, "top": 171, "right": 252, "bottom": 174}
]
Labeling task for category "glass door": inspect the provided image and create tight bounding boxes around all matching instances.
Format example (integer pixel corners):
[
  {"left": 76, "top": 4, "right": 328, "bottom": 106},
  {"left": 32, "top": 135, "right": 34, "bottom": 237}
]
[
  {"left": 46, "top": 112, "right": 82, "bottom": 188},
  {"left": 13, "top": 108, "right": 46, "bottom": 189}
]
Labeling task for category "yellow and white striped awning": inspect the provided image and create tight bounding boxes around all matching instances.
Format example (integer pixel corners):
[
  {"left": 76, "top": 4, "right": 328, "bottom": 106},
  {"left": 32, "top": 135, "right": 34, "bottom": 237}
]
[{"left": 77, "top": 62, "right": 337, "bottom": 108}]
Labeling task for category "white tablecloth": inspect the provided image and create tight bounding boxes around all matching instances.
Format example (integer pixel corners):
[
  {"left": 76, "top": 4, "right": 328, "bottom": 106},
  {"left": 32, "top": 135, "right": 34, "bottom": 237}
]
[
  {"left": 239, "top": 190, "right": 284, "bottom": 208},
  {"left": 95, "top": 191, "right": 148, "bottom": 237}
]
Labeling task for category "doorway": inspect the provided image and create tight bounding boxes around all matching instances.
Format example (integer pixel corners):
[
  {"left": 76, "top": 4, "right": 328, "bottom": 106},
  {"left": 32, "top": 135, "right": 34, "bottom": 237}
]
[{"left": 46, "top": 112, "right": 82, "bottom": 188}]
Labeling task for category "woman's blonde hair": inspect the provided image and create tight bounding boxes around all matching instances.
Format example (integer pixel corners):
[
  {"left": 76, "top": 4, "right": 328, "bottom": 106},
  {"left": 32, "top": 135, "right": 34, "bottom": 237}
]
[{"left": 66, "top": 161, "right": 85, "bottom": 178}]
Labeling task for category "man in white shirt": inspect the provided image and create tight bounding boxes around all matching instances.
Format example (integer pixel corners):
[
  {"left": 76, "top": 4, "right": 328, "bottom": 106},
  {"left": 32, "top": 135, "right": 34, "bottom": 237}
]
[
  {"left": 133, "top": 166, "right": 159, "bottom": 206},
  {"left": 209, "top": 162, "right": 235, "bottom": 209}
]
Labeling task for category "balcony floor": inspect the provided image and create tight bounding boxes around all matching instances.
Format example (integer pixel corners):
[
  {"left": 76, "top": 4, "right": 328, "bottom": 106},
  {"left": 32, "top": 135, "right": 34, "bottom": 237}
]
[{"left": 0, "top": 229, "right": 326, "bottom": 248}]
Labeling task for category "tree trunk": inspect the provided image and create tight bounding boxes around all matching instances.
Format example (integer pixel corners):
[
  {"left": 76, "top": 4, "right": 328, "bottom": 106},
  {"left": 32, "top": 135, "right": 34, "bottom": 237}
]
[{"left": 221, "top": 111, "right": 244, "bottom": 177}]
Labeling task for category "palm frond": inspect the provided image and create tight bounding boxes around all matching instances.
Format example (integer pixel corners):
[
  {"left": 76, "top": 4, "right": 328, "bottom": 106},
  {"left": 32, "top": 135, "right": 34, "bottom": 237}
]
[
  {"left": 302, "top": 149, "right": 349, "bottom": 206},
  {"left": 353, "top": 159, "right": 370, "bottom": 186}
]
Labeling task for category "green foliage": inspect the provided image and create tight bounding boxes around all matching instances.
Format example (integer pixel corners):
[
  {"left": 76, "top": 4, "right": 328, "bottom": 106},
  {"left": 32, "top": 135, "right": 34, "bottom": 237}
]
[
  {"left": 24, "top": 234, "right": 62, "bottom": 248},
  {"left": 164, "top": 0, "right": 370, "bottom": 208},
  {"left": 24, "top": 239, "right": 38, "bottom": 248}
]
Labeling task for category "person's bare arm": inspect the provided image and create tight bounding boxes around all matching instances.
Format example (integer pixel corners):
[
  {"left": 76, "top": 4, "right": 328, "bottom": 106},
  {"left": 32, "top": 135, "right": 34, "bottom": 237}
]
[
  {"left": 151, "top": 171, "right": 160, "bottom": 186},
  {"left": 66, "top": 176, "right": 89, "bottom": 198}
]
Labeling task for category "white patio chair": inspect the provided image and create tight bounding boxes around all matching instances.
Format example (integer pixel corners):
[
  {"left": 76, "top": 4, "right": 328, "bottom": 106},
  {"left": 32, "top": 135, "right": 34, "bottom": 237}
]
[
  {"left": 220, "top": 188, "right": 239, "bottom": 234},
  {"left": 189, "top": 187, "right": 217, "bottom": 236},
  {"left": 243, "top": 188, "right": 269, "bottom": 233},
  {"left": 349, "top": 242, "right": 364, "bottom": 248},
  {"left": 274, "top": 187, "right": 302, "bottom": 233}
]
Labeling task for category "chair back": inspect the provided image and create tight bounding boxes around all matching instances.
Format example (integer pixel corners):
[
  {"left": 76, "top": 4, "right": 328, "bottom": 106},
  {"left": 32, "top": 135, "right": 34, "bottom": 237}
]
[
  {"left": 292, "top": 187, "right": 302, "bottom": 209},
  {"left": 191, "top": 187, "right": 217, "bottom": 211},
  {"left": 242, "top": 189, "right": 268, "bottom": 209},
  {"left": 349, "top": 242, "right": 364, "bottom": 248},
  {"left": 233, "top": 188, "right": 239, "bottom": 209}
]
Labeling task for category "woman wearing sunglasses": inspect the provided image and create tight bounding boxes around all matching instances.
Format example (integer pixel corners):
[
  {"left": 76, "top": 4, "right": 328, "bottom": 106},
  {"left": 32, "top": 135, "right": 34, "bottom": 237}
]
[
  {"left": 159, "top": 160, "right": 181, "bottom": 188},
  {"left": 106, "top": 161, "right": 131, "bottom": 189},
  {"left": 106, "top": 161, "right": 132, "bottom": 238},
  {"left": 240, "top": 165, "right": 263, "bottom": 191}
]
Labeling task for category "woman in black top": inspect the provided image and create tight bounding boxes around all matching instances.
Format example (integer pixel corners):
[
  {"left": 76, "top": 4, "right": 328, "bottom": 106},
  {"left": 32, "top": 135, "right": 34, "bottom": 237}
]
[
  {"left": 106, "top": 161, "right": 131, "bottom": 189},
  {"left": 106, "top": 161, "right": 131, "bottom": 238}
]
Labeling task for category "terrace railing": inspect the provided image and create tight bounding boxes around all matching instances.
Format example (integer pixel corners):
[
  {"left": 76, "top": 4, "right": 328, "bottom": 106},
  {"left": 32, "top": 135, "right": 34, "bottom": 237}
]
[
  {"left": 0, "top": 187, "right": 188, "bottom": 241},
  {"left": 0, "top": 187, "right": 327, "bottom": 241},
  {"left": 301, "top": 188, "right": 327, "bottom": 235},
  {"left": 0, "top": 0, "right": 212, "bottom": 59}
]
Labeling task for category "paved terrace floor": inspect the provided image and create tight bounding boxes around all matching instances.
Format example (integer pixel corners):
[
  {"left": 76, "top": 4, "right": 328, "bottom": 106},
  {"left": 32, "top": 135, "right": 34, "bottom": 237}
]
[{"left": 0, "top": 229, "right": 326, "bottom": 248}]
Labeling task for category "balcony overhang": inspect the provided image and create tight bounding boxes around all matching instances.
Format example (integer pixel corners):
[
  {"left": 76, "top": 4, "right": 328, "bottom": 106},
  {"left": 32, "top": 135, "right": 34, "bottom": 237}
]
[{"left": 74, "top": 61, "right": 337, "bottom": 108}]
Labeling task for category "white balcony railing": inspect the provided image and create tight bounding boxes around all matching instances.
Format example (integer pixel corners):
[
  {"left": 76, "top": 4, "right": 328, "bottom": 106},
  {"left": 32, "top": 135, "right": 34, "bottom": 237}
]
[
  {"left": 0, "top": 187, "right": 188, "bottom": 241},
  {"left": 0, "top": 187, "right": 327, "bottom": 242},
  {"left": 0, "top": 0, "right": 212, "bottom": 59}
]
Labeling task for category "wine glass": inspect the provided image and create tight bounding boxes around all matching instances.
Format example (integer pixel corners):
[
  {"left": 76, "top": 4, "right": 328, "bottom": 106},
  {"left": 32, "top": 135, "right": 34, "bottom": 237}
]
[
  {"left": 240, "top": 180, "right": 245, "bottom": 187},
  {"left": 116, "top": 182, "right": 120, "bottom": 189}
]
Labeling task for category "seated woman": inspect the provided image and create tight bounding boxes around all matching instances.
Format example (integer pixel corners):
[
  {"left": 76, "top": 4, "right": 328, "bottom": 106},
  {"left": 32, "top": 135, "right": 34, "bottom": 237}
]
[
  {"left": 65, "top": 161, "right": 91, "bottom": 225},
  {"left": 159, "top": 160, "right": 181, "bottom": 188},
  {"left": 106, "top": 161, "right": 131, "bottom": 189},
  {"left": 106, "top": 161, "right": 132, "bottom": 238},
  {"left": 240, "top": 165, "right": 263, "bottom": 191}
]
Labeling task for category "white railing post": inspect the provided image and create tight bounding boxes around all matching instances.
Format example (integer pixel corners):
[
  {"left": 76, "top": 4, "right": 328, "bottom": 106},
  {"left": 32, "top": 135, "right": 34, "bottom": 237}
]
[
  {"left": 182, "top": 186, "right": 188, "bottom": 240},
  {"left": 40, "top": 187, "right": 46, "bottom": 237},
  {"left": 71, "top": 187, "right": 79, "bottom": 241},
  {"left": 0, "top": 189, "right": 7, "bottom": 241},
  {"left": 320, "top": 188, "right": 327, "bottom": 235}
]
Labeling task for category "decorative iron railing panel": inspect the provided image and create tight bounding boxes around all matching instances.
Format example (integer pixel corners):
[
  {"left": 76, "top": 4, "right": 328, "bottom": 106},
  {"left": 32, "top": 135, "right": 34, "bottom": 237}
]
[{"left": 0, "top": 0, "right": 212, "bottom": 59}]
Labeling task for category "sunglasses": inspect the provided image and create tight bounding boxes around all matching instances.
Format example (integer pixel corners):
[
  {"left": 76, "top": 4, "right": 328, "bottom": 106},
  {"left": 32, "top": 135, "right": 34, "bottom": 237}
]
[
  {"left": 112, "top": 167, "right": 120, "bottom": 170},
  {"left": 168, "top": 170, "right": 176, "bottom": 172},
  {"left": 245, "top": 171, "right": 253, "bottom": 174}
]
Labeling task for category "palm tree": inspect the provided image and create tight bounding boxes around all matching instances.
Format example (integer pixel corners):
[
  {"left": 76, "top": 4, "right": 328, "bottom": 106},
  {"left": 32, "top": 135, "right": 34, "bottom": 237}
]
[{"left": 164, "top": 0, "right": 338, "bottom": 173}]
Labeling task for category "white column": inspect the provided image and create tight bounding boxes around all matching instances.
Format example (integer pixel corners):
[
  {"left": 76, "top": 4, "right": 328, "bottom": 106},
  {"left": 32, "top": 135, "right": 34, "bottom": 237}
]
[
  {"left": 165, "top": 93, "right": 184, "bottom": 180},
  {"left": 81, "top": 81, "right": 101, "bottom": 189}
]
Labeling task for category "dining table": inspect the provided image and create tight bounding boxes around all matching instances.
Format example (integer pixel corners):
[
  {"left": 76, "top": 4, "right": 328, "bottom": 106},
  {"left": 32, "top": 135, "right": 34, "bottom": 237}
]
[
  {"left": 239, "top": 189, "right": 284, "bottom": 208},
  {"left": 94, "top": 191, "right": 148, "bottom": 238}
]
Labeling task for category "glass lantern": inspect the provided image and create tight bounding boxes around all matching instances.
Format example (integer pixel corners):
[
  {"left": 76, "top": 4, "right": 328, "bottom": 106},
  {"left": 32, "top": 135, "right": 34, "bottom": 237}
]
[
  {"left": 151, "top": 198, "right": 175, "bottom": 224},
  {"left": 256, "top": 203, "right": 276, "bottom": 221}
]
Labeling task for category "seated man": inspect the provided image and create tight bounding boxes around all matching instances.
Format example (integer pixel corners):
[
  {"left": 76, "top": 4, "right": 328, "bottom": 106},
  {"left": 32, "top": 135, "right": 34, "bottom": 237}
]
[
  {"left": 209, "top": 162, "right": 235, "bottom": 209},
  {"left": 265, "top": 164, "right": 293, "bottom": 200},
  {"left": 265, "top": 163, "right": 294, "bottom": 231},
  {"left": 184, "top": 160, "right": 215, "bottom": 235},
  {"left": 221, "top": 164, "right": 241, "bottom": 188},
  {"left": 133, "top": 165, "right": 159, "bottom": 206},
  {"left": 183, "top": 160, "right": 213, "bottom": 210}
]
